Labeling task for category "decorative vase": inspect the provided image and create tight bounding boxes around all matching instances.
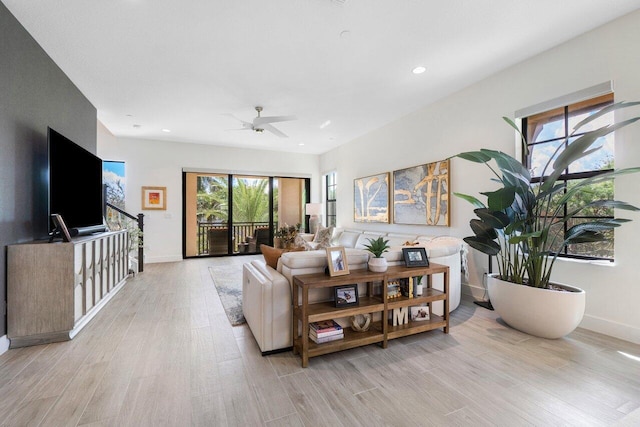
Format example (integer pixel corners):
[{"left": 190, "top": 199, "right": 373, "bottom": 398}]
[
  {"left": 368, "top": 256, "right": 388, "bottom": 272},
  {"left": 487, "top": 274, "right": 586, "bottom": 339}
]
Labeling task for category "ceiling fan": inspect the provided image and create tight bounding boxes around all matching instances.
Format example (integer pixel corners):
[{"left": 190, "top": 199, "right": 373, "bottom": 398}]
[{"left": 225, "top": 106, "right": 297, "bottom": 138}]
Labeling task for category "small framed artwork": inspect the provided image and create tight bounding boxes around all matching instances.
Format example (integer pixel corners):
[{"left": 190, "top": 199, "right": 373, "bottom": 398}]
[
  {"left": 51, "top": 214, "right": 72, "bottom": 242},
  {"left": 402, "top": 247, "right": 429, "bottom": 267},
  {"left": 334, "top": 285, "right": 359, "bottom": 307},
  {"left": 142, "top": 186, "right": 167, "bottom": 210},
  {"left": 326, "top": 246, "right": 350, "bottom": 276},
  {"left": 410, "top": 306, "right": 430, "bottom": 322}
]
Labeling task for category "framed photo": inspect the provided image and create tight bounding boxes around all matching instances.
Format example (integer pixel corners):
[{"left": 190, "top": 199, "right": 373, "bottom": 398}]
[
  {"left": 354, "top": 172, "right": 390, "bottom": 223},
  {"left": 402, "top": 247, "right": 429, "bottom": 267},
  {"left": 50, "top": 214, "right": 72, "bottom": 242},
  {"left": 326, "top": 246, "right": 350, "bottom": 276},
  {"left": 410, "top": 306, "right": 430, "bottom": 322},
  {"left": 393, "top": 159, "right": 450, "bottom": 226},
  {"left": 142, "top": 186, "right": 166, "bottom": 210},
  {"left": 334, "top": 285, "right": 359, "bottom": 307}
]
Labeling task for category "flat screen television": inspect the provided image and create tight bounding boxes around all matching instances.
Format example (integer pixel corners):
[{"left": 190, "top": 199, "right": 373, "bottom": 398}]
[{"left": 48, "top": 127, "right": 106, "bottom": 236}]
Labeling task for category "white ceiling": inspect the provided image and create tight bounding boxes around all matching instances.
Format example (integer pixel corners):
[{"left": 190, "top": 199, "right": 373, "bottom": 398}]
[{"left": 4, "top": 0, "right": 640, "bottom": 155}]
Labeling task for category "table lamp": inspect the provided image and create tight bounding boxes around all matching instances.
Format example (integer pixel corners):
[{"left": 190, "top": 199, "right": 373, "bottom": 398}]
[{"left": 305, "top": 203, "right": 322, "bottom": 234}]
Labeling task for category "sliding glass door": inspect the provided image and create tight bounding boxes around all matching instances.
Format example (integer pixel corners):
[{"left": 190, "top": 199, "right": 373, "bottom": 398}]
[{"left": 184, "top": 172, "right": 309, "bottom": 257}]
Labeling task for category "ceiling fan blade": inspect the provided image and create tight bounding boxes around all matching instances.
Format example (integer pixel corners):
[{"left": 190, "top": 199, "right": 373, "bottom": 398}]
[
  {"left": 262, "top": 123, "right": 288, "bottom": 138},
  {"left": 221, "top": 113, "right": 253, "bottom": 128},
  {"left": 253, "top": 115, "right": 297, "bottom": 126},
  {"left": 225, "top": 128, "right": 252, "bottom": 131}
]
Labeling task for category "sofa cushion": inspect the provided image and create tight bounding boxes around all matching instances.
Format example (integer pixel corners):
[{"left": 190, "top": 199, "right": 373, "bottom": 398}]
[
  {"left": 385, "top": 233, "right": 419, "bottom": 247},
  {"left": 280, "top": 248, "right": 369, "bottom": 270},
  {"left": 335, "top": 230, "right": 361, "bottom": 248},
  {"left": 355, "top": 233, "right": 384, "bottom": 249}
]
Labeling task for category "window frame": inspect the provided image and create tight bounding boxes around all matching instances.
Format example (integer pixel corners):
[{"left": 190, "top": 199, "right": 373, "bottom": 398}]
[
  {"left": 325, "top": 172, "right": 337, "bottom": 227},
  {"left": 521, "top": 93, "right": 615, "bottom": 262}
]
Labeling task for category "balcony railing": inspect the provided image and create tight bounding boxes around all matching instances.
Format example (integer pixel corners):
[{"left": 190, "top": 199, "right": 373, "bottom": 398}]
[{"left": 197, "top": 221, "right": 270, "bottom": 255}]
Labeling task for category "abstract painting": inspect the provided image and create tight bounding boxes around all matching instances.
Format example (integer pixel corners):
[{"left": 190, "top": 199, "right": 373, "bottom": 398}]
[
  {"left": 354, "top": 172, "right": 390, "bottom": 223},
  {"left": 393, "top": 159, "right": 449, "bottom": 226}
]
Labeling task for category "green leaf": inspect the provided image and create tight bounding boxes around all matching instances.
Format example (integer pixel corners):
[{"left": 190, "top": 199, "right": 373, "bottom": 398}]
[
  {"left": 474, "top": 208, "right": 511, "bottom": 229},
  {"left": 463, "top": 236, "right": 501, "bottom": 256},
  {"left": 572, "top": 101, "right": 640, "bottom": 132},
  {"left": 543, "top": 118, "right": 640, "bottom": 192},
  {"left": 566, "top": 199, "right": 640, "bottom": 218},
  {"left": 455, "top": 151, "right": 492, "bottom": 163},
  {"left": 482, "top": 187, "right": 516, "bottom": 211},
  {"left": 470, "top": 219, "right": 498, "bottom": 240},
  {"left": 453, "top": 192, "right": 486, "bottom": 209},
  {"left": 508, "top": 230, "right": 542, "bottom": 245},
  {"left": 564, "top": 219, "right": 631, "bottom": 242}
]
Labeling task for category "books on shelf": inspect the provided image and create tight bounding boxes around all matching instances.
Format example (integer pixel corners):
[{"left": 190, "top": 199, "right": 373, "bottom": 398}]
[
  {"left": 309, "top": 332, "right": 344, "bottom": 344},
  {"left": 310, "top": 327, "right": 343, "bottom": 339},
  {"left": 309, "top": 319, "right": 342, "bottom": 333},
  {"left": 309, "top": 319, "right": 344, "bottom": 344}
]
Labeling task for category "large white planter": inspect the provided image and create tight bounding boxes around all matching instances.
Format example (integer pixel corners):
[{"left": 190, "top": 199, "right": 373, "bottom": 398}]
[
  {"left": 368, "top": 257, "right": 388, "bottom": 272},
  {"left": 487, "top": 275, "right": 586, "bottom": 339}
]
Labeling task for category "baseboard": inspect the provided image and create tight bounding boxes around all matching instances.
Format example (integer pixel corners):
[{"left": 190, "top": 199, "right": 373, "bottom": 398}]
[
  {"left": 0, "top": 334, "right": 10, "bottom": 355},
  {"left": 145, "top": 255, "right": 183, "bottom": 264},
  {"left": 261, "top": 346, "right": 292, "bottom": 357},
  {"left": 580, "top": 314, "right": 640, "bottom": 345}
]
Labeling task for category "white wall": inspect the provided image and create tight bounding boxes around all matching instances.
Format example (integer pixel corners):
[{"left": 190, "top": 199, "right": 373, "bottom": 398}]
[
  {"left": 98, "top": 131, "right": 320, "bottom": 263},
  {"left": 320, "top": 11, "right": 640, "bottom": 343}
]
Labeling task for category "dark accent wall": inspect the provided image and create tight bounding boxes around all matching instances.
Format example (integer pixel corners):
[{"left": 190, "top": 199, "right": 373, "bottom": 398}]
[{"left": 0, "top": 4, "right": 97, "bottom": 337}]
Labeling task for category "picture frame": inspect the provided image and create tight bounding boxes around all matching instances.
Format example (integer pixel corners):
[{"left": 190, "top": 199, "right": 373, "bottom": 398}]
[
  {"left": 354, "top": 172, "right": 390, "bottom": 223},
  {"left": 402, "top": 247, "right": 429, "bottom": 267},
  {"left": 326, "top": 246, "right": 350, "bottom": 276},
  {"left": 50, "top": 213, "right": 72, "bottom": 242},
  {"left": 142, "top": 186, "right": 167, "bottom": 210},
  {"left": 410, "top": 306, "right": 430, "bottom": 322},
  {"left": 334, "top": 284, "right": 359, "bottom": 307},
  {"left": 393, "top": 159, "right": 450, "bottom": 226}
]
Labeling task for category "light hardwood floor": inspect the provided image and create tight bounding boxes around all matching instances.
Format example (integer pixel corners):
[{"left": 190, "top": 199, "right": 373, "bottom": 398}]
[{"left": 1, "top": 256, "right": 639, "bottom": 426}]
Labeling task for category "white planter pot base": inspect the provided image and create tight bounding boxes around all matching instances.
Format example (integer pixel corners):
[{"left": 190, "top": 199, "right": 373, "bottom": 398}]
[
  {"left": 368, "top": 257, "right": 388, "bottom": 272},
  {"left": 487, "top": 275, "right": 586, "bottom": 339}
]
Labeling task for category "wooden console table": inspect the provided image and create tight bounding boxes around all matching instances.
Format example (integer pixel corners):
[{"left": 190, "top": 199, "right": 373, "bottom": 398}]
[{"left": 292, "top": 263, "right": 449, "bottom": 367}]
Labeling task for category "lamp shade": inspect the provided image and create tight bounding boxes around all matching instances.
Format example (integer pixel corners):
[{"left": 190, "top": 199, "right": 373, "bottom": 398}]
[{"left": 305, "top": 203, "right": 322, "bottom": 216}]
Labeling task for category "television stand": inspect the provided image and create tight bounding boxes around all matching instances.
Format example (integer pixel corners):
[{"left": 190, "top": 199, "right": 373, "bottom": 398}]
[{"left": 7, "top": 230, "right": 129, "bottom": 348}]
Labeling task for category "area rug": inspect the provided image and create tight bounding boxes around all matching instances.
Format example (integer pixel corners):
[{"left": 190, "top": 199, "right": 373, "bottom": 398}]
[{"left": 208, "top": 263, "right": 248, "bottom": 326}]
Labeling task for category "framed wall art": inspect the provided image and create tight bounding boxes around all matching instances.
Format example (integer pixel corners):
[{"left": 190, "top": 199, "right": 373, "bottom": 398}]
[
  {"left": 142, "top": 186, "right": 167, "bottom": 210},
  {"left": 354, "top": 172, "right": 390, "bottom": 223},
  {"left": 393, "top": 159, "right": 450, "bottom": 226}
]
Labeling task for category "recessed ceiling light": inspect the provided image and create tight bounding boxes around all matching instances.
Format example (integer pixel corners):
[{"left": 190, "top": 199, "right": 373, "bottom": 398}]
[
  {"left": 298, "top": 143, "right": 305, "bottom": 146},
  {"left": 161, "top": 128, "right": 171, "bottom": 133},
  {"left": 412, "top": 66, "right": 426, "bottom": 74}
]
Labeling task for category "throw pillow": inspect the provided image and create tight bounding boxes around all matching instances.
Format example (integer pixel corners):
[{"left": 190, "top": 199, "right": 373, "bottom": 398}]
[
  {"left": 260, "top": 244, "right": 284, "bottom": 269},
  {"left": 313, "top": 226, "right": 334, "bottom": 249},
  {"left": 294, "top": 234, "right": 312, "bottom": 250}
]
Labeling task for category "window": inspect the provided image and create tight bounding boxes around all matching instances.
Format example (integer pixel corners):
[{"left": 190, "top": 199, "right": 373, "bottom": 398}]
[
  {"left": 325, "top": 172, "right": 337, "bottom": 227},
  {"left": 522, "top": 92, "right": 615, "bottom": 260}
]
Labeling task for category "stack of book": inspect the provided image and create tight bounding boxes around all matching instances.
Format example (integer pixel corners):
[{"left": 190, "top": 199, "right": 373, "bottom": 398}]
[{"left": 309, "top": 319, "right": 344, "bottom": 344}]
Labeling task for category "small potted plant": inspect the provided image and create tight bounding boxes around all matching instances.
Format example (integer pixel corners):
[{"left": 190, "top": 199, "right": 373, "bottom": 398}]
[
  {"left": 274, "top": 223, "right": 300, "bottom": 249},
  {"left": 364, "top": 236, "right": 390, "bottom": 272}
]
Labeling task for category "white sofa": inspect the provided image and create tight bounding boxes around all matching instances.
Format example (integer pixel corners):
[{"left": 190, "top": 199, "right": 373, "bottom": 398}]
[{"left": 242, "top": 228, "right": 467, "bottom": 354}]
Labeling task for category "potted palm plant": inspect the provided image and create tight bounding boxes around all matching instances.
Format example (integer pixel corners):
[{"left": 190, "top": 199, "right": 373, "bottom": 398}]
[
  {"left": 364, "top": 237, "right": 391, "bottom": 272},
  {"left": 454, "top": 101, "right": 640, "bottom": 338}
]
